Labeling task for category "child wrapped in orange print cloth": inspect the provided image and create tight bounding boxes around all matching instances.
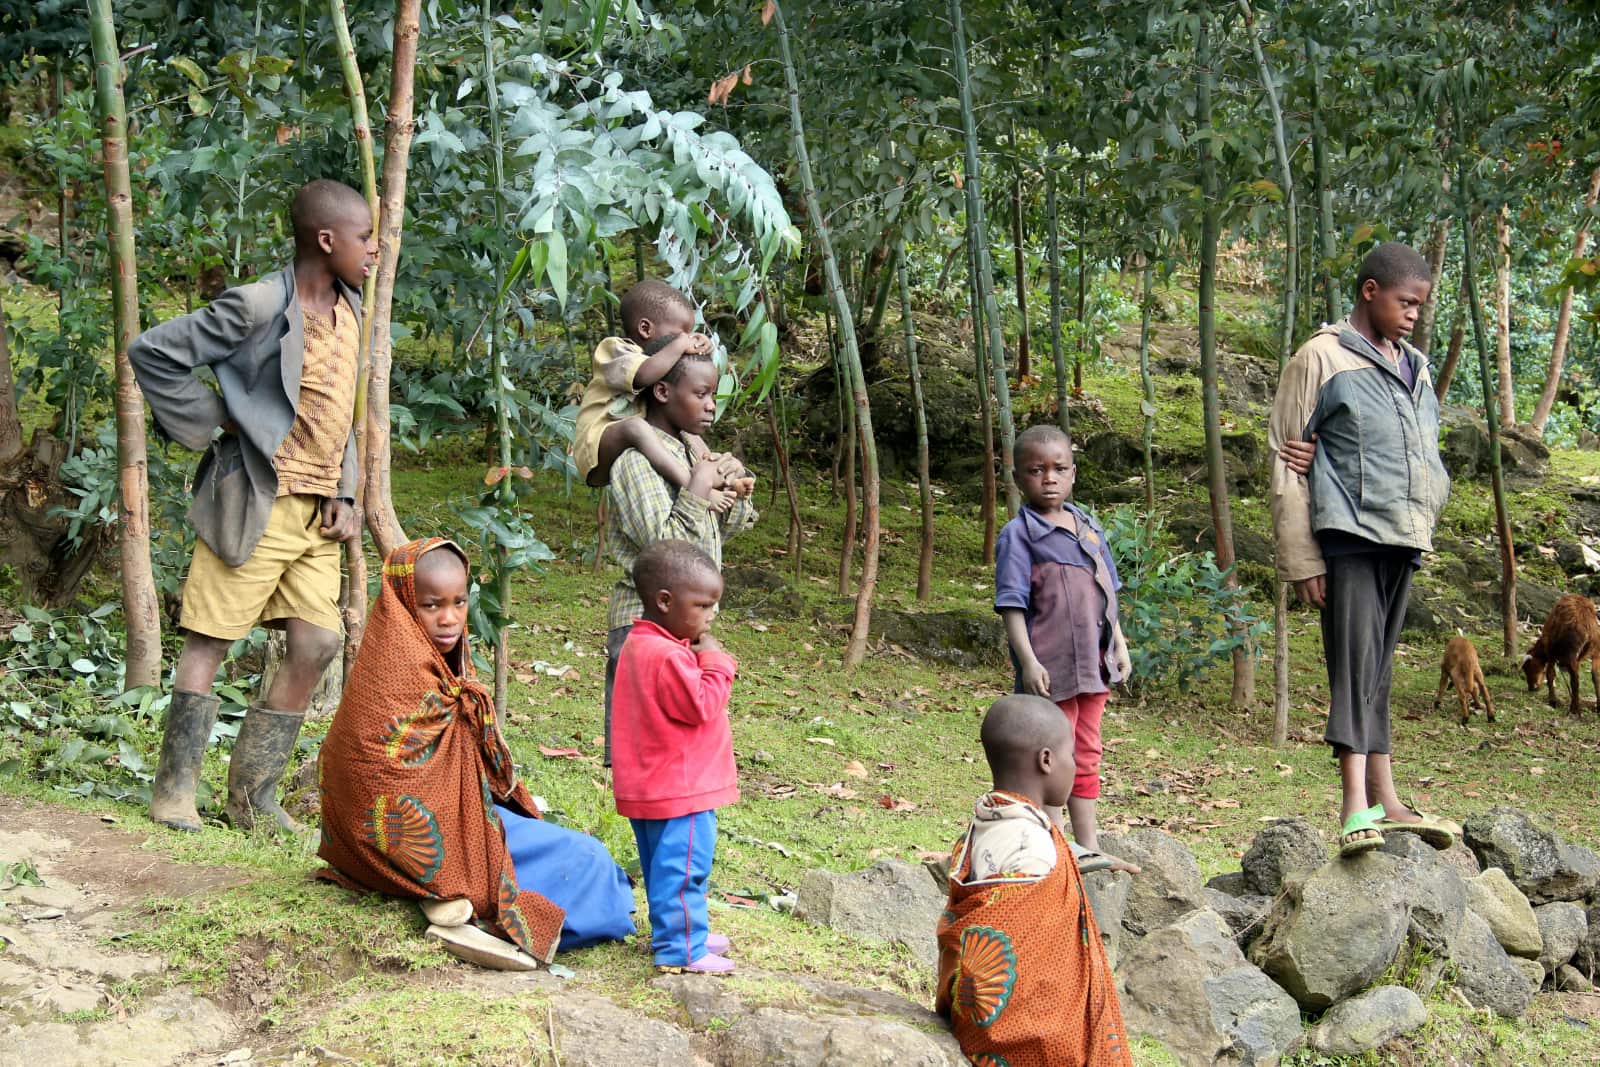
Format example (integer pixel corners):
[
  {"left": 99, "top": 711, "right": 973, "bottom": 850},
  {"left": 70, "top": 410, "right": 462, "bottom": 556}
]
[
  {"left": 936, "top": 695, "right": 1132, "bottom": 1067},
  {"left": 317, "top": 538, "right": 633, "bottom": 967}
]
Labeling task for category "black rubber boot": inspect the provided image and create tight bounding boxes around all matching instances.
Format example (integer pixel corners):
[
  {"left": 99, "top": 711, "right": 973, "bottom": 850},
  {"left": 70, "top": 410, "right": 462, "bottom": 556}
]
[
  {"left": 224, "top": 705, "right": 308, "bottom": 833},
  {"left": 149, "top": 690, "right": 220, "bottom": 832}
]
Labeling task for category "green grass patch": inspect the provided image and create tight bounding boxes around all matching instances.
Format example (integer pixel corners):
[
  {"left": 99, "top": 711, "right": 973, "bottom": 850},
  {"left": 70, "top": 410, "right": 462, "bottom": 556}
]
[{"left": 307, "top": 983, "right": 555, "bottom": 1066}]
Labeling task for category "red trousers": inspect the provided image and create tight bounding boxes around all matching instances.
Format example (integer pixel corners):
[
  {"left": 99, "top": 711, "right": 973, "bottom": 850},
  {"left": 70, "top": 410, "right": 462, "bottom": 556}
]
[{"left": 1057, "top": 692, "right": 1108, "bottom": 799}]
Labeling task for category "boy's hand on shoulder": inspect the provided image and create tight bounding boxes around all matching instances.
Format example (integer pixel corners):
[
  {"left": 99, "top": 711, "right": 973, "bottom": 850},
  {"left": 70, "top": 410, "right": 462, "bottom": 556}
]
[
  {"left": 320, "top": 499, "right": 360, "bottom": 542},
  {"left": 1279, "top": 435, "right": 1316, "bottom": 477},
  {"left": 1021, "top": 659, "right": 1051, "bottom": 698}
]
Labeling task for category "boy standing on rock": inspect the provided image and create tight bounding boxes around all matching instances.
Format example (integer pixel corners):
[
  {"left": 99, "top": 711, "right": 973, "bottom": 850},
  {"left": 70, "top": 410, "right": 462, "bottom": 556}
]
[
  {"left": 131, "top": 179, "right": 374, "bottom": 835},
  {"left": 1269, "top": 242, "right": 1458, "bottom": 859}
]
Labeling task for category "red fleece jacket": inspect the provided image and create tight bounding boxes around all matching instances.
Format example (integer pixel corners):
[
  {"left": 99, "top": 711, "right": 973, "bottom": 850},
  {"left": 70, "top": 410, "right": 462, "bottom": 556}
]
[{"left": 611, "top": 619, "right": 739, "bottom": 820}]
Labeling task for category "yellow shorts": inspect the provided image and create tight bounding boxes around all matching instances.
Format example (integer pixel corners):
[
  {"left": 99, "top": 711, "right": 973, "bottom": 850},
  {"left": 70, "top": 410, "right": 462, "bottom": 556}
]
[{"left": 179, "top": 494, "right": 343, "bottom": 640}]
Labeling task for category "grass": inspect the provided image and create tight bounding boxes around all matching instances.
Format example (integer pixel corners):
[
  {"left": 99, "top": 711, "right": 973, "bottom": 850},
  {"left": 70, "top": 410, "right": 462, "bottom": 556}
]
[{"left": 4, "top": 279, "right": 1600, "bottom": 1064}]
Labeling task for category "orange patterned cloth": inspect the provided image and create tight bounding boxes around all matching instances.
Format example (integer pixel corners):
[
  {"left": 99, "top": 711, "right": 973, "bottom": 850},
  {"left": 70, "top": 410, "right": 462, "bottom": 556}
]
[
  {"left": 936, "top": 791, "right": 1132, "bottom": 1067},
  {"left": 274, "top": 298, "right": 358, "bottom": 497},
  {"left": 316, "top": 538, "right": 565, "bottom": 962}
]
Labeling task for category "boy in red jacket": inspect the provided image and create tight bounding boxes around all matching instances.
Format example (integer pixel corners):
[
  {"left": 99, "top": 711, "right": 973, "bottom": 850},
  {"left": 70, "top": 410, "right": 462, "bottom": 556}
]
[{"left": 611, "top": 539, "right": 739, "bottom": 974}]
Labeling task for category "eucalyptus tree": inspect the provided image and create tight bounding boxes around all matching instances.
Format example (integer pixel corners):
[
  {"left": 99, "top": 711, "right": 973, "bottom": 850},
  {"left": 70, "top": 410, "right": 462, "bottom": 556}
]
[{"left": 88, "top": 0, "right": 162, "bottom": 690}]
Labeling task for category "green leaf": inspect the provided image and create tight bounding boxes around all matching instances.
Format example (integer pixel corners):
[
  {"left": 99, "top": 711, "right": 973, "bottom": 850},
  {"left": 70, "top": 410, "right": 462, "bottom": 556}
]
[
  {"left": 545, "top": 231, "right": 568, "bottom": 307},
  {"left": 252, "top": 55, "right": 293, "bottom": 76},
  {"left": 9, "top": 623, "right": 33, "bottom": 643},
  {"left": 217, "top": 52, "right": 250, "bottom": 84},
  {"left": 168, "top": 56, "right": 207, "bottom": 89},
  {"left": 71, "top": 658, "right": 97, "bottom": 674}
]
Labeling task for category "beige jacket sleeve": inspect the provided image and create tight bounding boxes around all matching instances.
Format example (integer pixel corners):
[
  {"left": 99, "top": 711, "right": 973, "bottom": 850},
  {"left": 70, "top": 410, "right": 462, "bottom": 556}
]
[{"left": 1268, "top": 347, "right": 1325, "bottom": 582}]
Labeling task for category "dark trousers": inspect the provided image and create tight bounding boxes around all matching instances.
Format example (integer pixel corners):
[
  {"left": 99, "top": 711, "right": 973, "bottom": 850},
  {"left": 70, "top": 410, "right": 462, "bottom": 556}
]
[
  {"left": 602, "top": 624, "right": 631, "bottom": 768},
  {"left": 1321, "top": 552, "right": 1414, "bottom": 755}
]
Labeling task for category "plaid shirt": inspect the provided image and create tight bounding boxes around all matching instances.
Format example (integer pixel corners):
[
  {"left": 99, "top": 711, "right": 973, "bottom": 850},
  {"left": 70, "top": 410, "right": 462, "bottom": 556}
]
[{"left": 605, "top": 423, "right": 757, "bottom": 631}]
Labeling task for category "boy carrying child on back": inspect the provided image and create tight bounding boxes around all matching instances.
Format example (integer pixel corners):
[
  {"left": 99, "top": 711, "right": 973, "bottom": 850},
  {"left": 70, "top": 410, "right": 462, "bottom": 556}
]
[
  {"left": 611, "top": 540, "right": 741, "bottom": 974},
  {"left": 131, "top": 179, "right": 375, "bottom": 836},
  {"left": 572, "top": 278, "right": 750, "bottom": 501},
  {"left": 937, "top": 694, "right": 1133, "bottom": 1066},
  {"left": 995, "top": 424, "right": 1135, "bottom": 874},
  {"left": 599, "top": 290, "right": 757, "bottom": 765}
]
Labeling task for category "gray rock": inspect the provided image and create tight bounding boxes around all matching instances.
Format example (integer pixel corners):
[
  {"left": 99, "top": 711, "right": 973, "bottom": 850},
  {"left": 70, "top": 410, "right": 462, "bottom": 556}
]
[
  {"left": 652, "top": 969, "right": 962, "bottom": 1066},
  {"left": 1464, "top": 867, "right": 1543, "bottom": 959},
  {"left": 1513, "top": 956, "right": 1547, "bottom": 993},
  {"left": 795, "top": 860, "right": 946, "bottom": 967},
  {"left": 1306, "top": 985, "right": 1428, "bottom": 1057},
  {"left": 876, "top": 609, "right": 1006, "bottom": 669},
  {"left": 1463, "top": 806, "right": 1600, "bottom": 904},
  {"left": 1083, "top": 870, "right": 1132, "bottom": 969},
  {"left": 1534, "top": 902, "right": 1588, "bottom": 973},
  {"left": 1120, "top": 909, "right": 1304, "bottom": 1067},
  {"left": 1205, "top": 871, "right": 1250, "bottom": 897},
  {"left": 1203, "top": 888, "right": 1272, "bottom": 949},
  {"left": 1400, "top": 852, "right": 1468, "bottom": 957},
  {"left": 1248, "top": 852, "right": 1411, "bottom": 1010},
  {"left": 1576, "top": 903, "right": 1600, "bottom": 974},
  {"left": 1098, "top": 830, "right": 1205, "bottom": 936},
  {"left": 1242, "top": 819, "right": 1328, "bottom": 896},
  {"left": 716, "top": 1006, "right": 964, "bottom": 1067},
  {"left": 1555, "top": 963, "right": 1593, "bottom": 992},
  {"left": 1452, "top": 909, "right": 1538, "bottom": 1019},
  {"left": 550, "top": 992, "right": 706, "bottom": 1067},
  {"left": 0, "top": 990, "right": 232, "bottom": 1067}
]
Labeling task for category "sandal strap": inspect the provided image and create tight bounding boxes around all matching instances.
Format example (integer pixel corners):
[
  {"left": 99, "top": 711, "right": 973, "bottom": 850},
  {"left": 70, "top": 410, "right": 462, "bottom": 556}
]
[{"left": 1341, "top": 803, "right": 1386, "bottom": 836}]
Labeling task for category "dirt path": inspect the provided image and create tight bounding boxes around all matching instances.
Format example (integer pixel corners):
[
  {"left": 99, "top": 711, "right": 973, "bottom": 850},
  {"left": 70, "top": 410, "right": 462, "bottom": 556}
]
[{"left": 0, "top": 797, "right": 248, "bottom": 1065}]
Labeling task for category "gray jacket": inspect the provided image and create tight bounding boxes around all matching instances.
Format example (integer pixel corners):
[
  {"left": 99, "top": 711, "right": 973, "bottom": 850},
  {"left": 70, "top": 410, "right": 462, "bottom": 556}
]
[
  {"left": 129, "top": 267, "right": 361, "bottom": 567},
  {"left": 1268, "top": 321, "right": 1451, "bottom": 582}
]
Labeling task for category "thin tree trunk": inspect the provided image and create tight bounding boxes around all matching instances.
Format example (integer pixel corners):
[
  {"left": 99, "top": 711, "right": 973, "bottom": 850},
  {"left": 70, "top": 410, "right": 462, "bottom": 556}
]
[
  {"left": 971, "top": 230, "right": 998, "bottom": 564},
  {"left": 1010, "top": 149, "right": 1031, "bottom": 380},
  {"left": 1198, "top": 15, "right": 1253, "bottom": 709},
  {"left": 1242, "top": 0, "right": 1293, "bottom": 739},
  {"left": 1307, "top": 39, "right": 1341, "bottom": 322},
  {"left": 89, "top": 0, "right": 161, "bottom": 691},
  {"left": 483, "top": 1, "right": 514, "bottom": 717},
  {"left": 899, "top": 245, "right": 934, "bottom": 601},
  {"left": 1531, "top": 166, "right": 1600, "bottom": 435},
  {"left": 1045, "top": 152, "right": 1070, "bottom": 439},
  {"left": 363, "top": 0, "right": 420, "bottom": 557},
  {"left": 1075, "top": 167, "right": 1088, "bottom": 395},
  {"left": 864, "top": 241, "right": 896, "bottom": 342},
  {"left": 0, "top": 290, "right": 20, "bottom": 467},
  {"left": 775, "top": 0, "right": 880, "bottom": 668},
  {"left": 1416, "top": 216, "right": 1450, "bottom": 355},
  {"left": 1494, "top": 206, "right": 1514, "bottom": 428},
  {"left": 1434, "top": 274, "right": 1467, "bottom": 400},
  {"left": 592, "top": 496, "right": 607, "bottom": 574},
  {"left": 329, "top": 0, "right": 376, "bottom": 681},
  {"left": 1458, "top": 148, "right": 1518, "bottom": 657},
  {"left": 766, "top": 398, "right": 803, "bottom": 579},
  {"left": 1138, "top": 262, "right": 1156, "bottom": 516},
  {"left": 952, "top": 0, "right": 1018, "bottom": 515},
  {"left": 837, "top": 341, "right": 857, "bottom": 597}
]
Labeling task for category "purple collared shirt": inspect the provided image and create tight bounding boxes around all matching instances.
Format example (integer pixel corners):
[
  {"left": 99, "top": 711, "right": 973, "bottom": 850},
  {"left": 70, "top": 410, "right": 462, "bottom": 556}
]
[{"left": 994, "top": 504, "right": 1123, "bottom": 701}]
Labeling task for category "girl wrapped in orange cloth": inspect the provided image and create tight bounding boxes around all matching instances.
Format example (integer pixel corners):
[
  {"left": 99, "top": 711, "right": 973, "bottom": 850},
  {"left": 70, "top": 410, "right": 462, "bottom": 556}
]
[
  {"left": 317, "top": 538, "right": 634, "bottom": 966},
  {"left": 936, "top": 695, "right": 1132, "bottom": 1067}
]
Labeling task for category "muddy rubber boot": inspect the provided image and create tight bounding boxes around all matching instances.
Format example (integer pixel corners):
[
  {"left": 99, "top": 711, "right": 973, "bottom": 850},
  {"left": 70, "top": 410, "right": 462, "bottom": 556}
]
[
  {"left": 148, "top": 690, "right": 220, "bottom": 833},
  {"left": 224, "top": 705, "right": 308, "bottom": 834}
]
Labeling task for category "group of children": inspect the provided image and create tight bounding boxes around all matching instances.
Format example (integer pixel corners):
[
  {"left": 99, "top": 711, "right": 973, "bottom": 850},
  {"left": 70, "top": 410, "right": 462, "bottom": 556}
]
[{"left": 134, "top": 176, "right": 1457, "bottom": 1063}]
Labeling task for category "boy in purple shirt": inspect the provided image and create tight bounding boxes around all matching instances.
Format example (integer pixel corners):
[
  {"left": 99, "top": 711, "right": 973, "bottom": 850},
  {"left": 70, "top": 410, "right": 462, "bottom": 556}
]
[{"left": 995, "top": 426, "right": 1133, "bottom": 872}]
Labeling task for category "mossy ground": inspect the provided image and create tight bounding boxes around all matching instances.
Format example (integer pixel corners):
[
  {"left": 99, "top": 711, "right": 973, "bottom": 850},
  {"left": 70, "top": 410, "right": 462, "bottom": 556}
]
[{"left": 3, "top": 277, "right": 1599, "bottom": 1065}]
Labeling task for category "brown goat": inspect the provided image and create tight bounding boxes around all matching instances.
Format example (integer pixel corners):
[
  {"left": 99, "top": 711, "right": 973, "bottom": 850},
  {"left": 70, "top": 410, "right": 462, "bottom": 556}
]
[
  {"left": 1521, "top": 594, "right": 1600, "bottom": 716},
  {"left": 1434, "top": 636, "right": 1494, "bottom": 726}
]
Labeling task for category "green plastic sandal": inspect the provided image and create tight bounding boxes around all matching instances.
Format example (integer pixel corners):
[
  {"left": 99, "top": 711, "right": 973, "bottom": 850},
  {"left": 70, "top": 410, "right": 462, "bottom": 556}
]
[{"left": 1339, "top": 804, "right": 1386, "bottom": 858}]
